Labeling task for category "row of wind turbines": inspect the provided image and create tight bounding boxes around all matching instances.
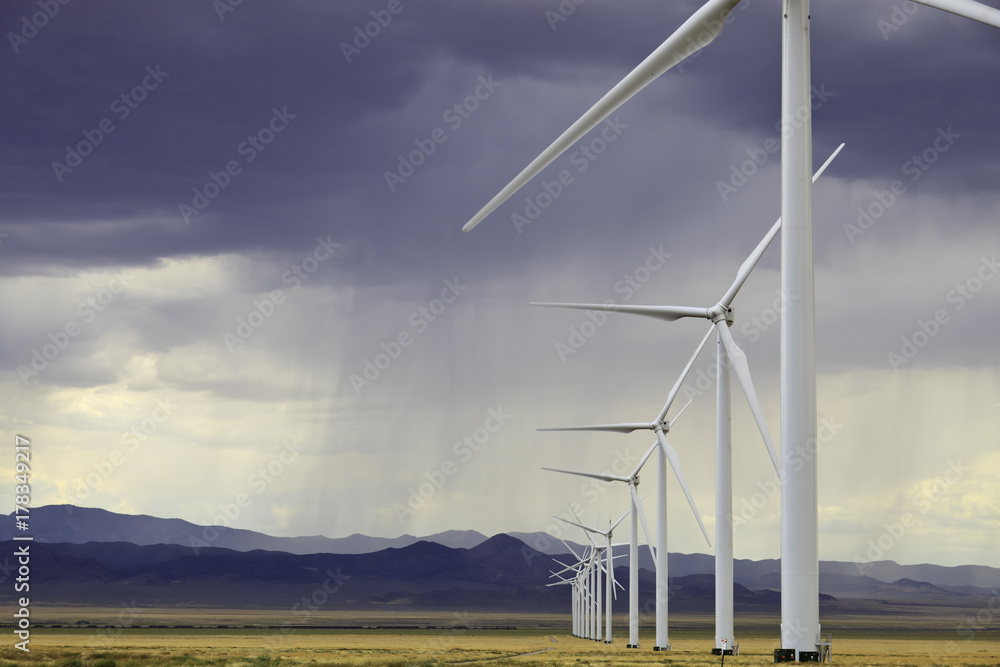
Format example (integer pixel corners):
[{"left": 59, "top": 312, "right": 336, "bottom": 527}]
[
  {"left": 534, "top": 144, "right": 842, "bottom": 653},
  {"left": 458, "top": 0, "right": 999, "bottom": 660}
]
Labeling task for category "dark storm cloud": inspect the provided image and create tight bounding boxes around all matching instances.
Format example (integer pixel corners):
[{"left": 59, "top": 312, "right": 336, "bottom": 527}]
[{"left": 0, "top": 0, "right": 996, "bottom": 280}]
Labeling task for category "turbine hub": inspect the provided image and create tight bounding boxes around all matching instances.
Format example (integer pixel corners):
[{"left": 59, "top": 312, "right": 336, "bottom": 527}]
[{"left": 709, "top": 304, "right": 735, "bottom": 326}]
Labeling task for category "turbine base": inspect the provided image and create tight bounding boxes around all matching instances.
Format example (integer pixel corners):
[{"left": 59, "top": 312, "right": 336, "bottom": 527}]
[{"left": 774, "top": 648, "right": 821, "bottom": 662}]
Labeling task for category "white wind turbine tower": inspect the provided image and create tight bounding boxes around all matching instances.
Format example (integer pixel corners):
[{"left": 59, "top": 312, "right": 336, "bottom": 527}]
[
  {"left": 536, "top": 143, "right": 843, "bottom": 652},
  {"left": 460, "top": 0, "right": 1000, "bottom": 659}
]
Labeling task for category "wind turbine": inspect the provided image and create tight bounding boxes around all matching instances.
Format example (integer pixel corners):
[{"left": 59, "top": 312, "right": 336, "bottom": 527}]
[
  {"left": 547, "top": 567, "right": 579, "bottom": 635},
  {"left": 459, "top": 0, "right": 1000, "bottom": 658},
  {"left": 540, "top": 323, "right": 715, "bottom": 650},
  {"left": 549, "top": 535, "right": 589, "bottom": 636},
  {"left": 565, "top": 507, "right": 607, "bottom": 641},
  {"left": 556, "top": 508, "right": 630, "bottom": 643},
  {"left": 549, "top": 466, "right": 657, "bottom": 647},
  {"left": 553, "top": 535, "right": 592, "bottom": 637},
  {"left": 535, "top": 143, "right": 843, "bottom": 651},
  {"left": 554, "top": 509, "right": 603, "bottom": 640}
]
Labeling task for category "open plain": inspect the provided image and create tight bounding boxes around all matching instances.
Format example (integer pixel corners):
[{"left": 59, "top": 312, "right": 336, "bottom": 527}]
[{"left": 3, "top": 608, "right": 998, "bottom": 667}]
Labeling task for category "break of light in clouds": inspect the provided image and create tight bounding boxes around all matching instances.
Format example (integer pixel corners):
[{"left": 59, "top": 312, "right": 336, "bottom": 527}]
[{"left": 0, "top": 0, "right": 998, "bottom": 568}]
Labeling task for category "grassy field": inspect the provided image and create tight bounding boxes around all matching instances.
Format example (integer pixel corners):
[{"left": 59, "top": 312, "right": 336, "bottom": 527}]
[{"left": 2, "top": 608, "right": 997, "bottom": 666}]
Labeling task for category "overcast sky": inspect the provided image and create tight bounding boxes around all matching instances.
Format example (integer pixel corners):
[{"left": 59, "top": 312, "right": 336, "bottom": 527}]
[{"left": 1, "top": 0, "right": 998, "bottom": 569}]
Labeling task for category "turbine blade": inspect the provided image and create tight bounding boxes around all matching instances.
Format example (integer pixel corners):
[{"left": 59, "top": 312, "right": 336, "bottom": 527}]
[
  {"left": 657, "top": 323, "right": 716, "bottom": 421},
  {"left": 719, "top": 143, "right": 845, "bottom": 307},
  {"left": 715, "top": 321, "right": 780, "bottom": 472},
  {"left": 554, "top": 515, "right": 603, "bottom": 536},
  {"left": 531, "top": 301, "right": 708, "bottom": 322},
  {"left": 910, "top": 0, "right": 1000, "bottom": 28},
  {"left": 552, "top": 562, "right": 579, "bottom": 578},
  {"left": 656, "top": 432, "right": 713, "bottom": 548},
  {"left": 629, "top": 483, "right": 657, "bottom": 567},
  {"left": 670, "top": 399, "right": 694, "bottom": 427},
  {"left": 567, "top": 506, "right": 599, "bottom": 547},
  {"left": 538, "top": 423, "right": 651, "bottom": 434},
  {"left": 543, "top": 466, "right": 628, "bottom": 484},
  {"left": 461, "top": 0, "right": 744, "bottom": 232},
  {"left": 630, "top": 441, "right": 659, "bottom": 479},
  {"left": 558, "top": 536, "right": 582, "bottom": 560}
]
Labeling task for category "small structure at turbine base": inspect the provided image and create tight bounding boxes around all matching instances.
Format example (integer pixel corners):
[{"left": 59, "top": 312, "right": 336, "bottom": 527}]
[
  {"left": 773, "top": 649, "right": 821, "bottom": 662},
  {"left": 773, "top": 633, "right": 830, "bottom": 663},
  {"left": 817, "top": 633, "right": 832, "bottom": 662}
]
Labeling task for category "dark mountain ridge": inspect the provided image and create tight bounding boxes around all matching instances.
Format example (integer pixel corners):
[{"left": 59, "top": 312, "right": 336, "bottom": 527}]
[{"left": 8, "top": 505, "right": 998, "bottom": 599}]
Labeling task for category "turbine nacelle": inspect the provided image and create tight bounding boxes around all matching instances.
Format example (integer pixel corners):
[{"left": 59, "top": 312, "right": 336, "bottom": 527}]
[{"left": 708, "top": 304, "right": 734, "bottom": 326}]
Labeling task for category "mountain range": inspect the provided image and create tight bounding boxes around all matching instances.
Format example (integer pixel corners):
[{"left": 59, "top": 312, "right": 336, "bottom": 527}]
[
  {"left": 1, "top": 504, "right": 487, "bottom": 554},
  {"left": 4, "top": 505, "right": 998, "bottom": 615}
]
